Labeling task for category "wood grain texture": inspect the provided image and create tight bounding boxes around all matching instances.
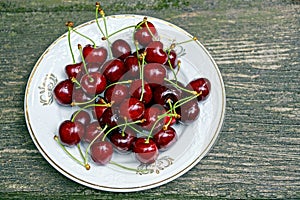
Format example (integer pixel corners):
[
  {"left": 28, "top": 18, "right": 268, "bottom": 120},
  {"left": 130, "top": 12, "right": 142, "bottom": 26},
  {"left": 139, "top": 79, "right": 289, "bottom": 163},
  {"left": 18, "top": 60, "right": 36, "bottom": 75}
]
[{"left": 0, "top": 0, "right": 299, "bottom": 199}]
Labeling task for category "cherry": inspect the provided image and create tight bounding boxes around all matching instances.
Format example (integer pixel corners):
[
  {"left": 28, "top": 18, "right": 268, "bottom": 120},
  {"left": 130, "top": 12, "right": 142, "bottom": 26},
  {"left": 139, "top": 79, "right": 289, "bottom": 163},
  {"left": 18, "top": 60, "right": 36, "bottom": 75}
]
[
  {"left": 90, "top": 141, "right": 113, "bottom": 165},
  {"left": 145, "top": 41, "right": 168, "bottom": 64},
  {"left": 119, "top": 98, "right": 145, "bottom": 122},
  {"left": 188, "top": 78, "right": 211, "bottom": 101},
  {"left": 80, "top": 72, "right": 107, "bottom": 96},
  {"left": 65, "top": 62, "right": 82, "bottom": 79},
  {"left": 82, "top": 44, "right": 107, "bottom": 65},
  {"left": 98, "top": 107, "right": 120, "bottom": 128},
  {"left": 124, "top": 55, "right": 139, "bottom": 79},
  {"left": 93, "top": 97, "right": 109, "bottom": 120},
  {"left": 178, "top": 99, "right": 200, "bottom": 124},
  {"left": 101, "top": 59, "right": 126, "bottom": 83},
  {"left": 54, "top": 79, "right": 74, "bottom": 106},
  {"left": 58, "top": 120, "right": 84, "bottom": 146},
  {"left": 71, "top": 109, "right": 91, "bottom": 127},
  {"left": 129, "top": 79, "right": 152, "bottom": 104},
  {"left": 144, "top": 63, "right": 167, "bottom": 88},
  {"left": 140, "top": 104, "right": 165, "bottom": 131},
  {"left": 72, "top": 87, "right": 92, "bottom": 105},
  {"left": 164, "top": 115, "right": 177, "bottom": 127},
  {"left": 134, "top": 21, "right": 157, "bottom": 47},
  {"left": 83, "top": 121, "right": 104, "bottom": 143},
  {"left": 167, "top": 50, "right": 177, "bottom": 69},
  {"left": 132, "top": 138, "right": 159, "bottom": 164},
  {"left": 111, "top": 39, "right": 131, "bottom": 60},
  {"left": 153, "top": 83, "right": 182, "bottom": 109},
  {"left": 104, "top": 84, "right": 129, "bottom": 105},
  {"left": 153, "top": 126, "right": 177, "bottom": 151},
  {"left": 77, "top": 62, "right": 101, "bottom": 79},
  {"left": 109, "top": 128, "right": 136, "bottom": 153}
]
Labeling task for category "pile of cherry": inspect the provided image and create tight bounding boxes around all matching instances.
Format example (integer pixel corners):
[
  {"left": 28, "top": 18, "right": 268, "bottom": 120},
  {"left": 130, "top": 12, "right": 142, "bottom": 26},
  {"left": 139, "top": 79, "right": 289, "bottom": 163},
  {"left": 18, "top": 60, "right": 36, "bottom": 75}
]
[{"left": 53, "top": 13, "right": 211, "bottom": 171}]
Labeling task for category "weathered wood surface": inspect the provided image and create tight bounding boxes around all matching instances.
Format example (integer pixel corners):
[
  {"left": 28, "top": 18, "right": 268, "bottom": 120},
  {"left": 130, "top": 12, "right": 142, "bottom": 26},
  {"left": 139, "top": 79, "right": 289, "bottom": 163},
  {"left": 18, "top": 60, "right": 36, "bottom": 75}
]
[{"left": 0, "top": 0, "right": 299, "bottom": 199}]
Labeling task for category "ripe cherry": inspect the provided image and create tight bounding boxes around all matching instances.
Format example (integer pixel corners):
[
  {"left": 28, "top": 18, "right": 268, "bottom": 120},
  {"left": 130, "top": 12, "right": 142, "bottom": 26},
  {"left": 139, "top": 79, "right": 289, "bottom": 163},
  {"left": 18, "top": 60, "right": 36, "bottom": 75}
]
[
  {"left": 178, "top": 99, "right": 200, "bottom": 124},
  {"left": 153, "top": 83, "right": 182, "bottom": 109},
  {"left": 140, "top": 104, "right": 165, "bottom": 131},
  {"left": 109, "top": 128, "right": 136, "bottom": 153},
  {"left": 71, "top": 109, "right": 91, "bottom": 127},
  {"left": 144, "top": 63, "right": 167, "bottom": 88},
  {"left": 98, "top": 107, "right": 120, "bottom": 128},
  {"left": 133, "top": 138, "right": 159, "bottom": 164},
  {"left": 58, "top": 120, "right": 84, "bottom": 146},
  {"left": 145, "top": 41, "right": 168, "bottom": 64},
  {"left": 111, "top": 39, "right": 131, "bottom": 60},
  {"left": 188, "top": 78, "right": 211, "bottom": 101},
  {"left": 129, "top": 79, "right": 152, "bottom": 104},
  {"left": 54, "top": 79, "right": 74, "bottom": 106},
  {"left": 90, "top": 141, "right": 113, "bottom": 165},
  {"left": 167, "top": 50, "right": 177, "bottom": 69},
  {"left": 119, "top": 98, "right": 145, "bottom": 122},
  {"left": 65, "top": 62, "right": 82, "bottom": 79},
  {"left": 83, "top": 121, "right": 104, "bottom": 143},
  {"left": 82, "top": 44, "right": 107, "bottom": 65},
  {"left": 80, "top": 72, "right": 107, "bottom": 96},
  {"left": 153, "top": 126, "right": 177, "bottom": 151},
  {"left": 101, "top": 59, "right": 126, "bottom": 83},
  {"left": 134, "top": 21, "right": 157, "bottom": 47},
  {"left": 93, "top": 97, "right": 109, "bottom": 120},
  {"left": 104, "top": 84, "right": 129, "bottom": 105},
  {"left": 124, "top": 55, "right": 139, "bottom": 79}
]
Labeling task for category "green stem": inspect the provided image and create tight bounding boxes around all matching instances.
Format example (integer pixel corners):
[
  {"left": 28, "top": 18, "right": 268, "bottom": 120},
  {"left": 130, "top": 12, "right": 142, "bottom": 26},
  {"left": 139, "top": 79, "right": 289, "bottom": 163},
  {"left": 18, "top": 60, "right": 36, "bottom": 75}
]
[
  {"left": 139, "top": 53, "right": 146, "bottom": 102},
  {"left": 106, "top": 25, "right": 136, "bottom": 39},
  {"left": 166, "top": 49, "right": 178, "bottom": 82},
  {"left": 109, "top": 161, "right": 150, "bottom": 173},
  {"left": 71, "top": 103, "right": 109, "bottom": 121},
  {"left": 105, "top": 80, "right": 132, "bottom": 89},
  {"left": 95, "top": 7, "right": 105, "bottom": 37},
  {"left": 54, "top": 136, "right": 85, "bottom": 167},
  {"left": 127, "top": 124, "right": 149, "bottom": 137},
  {"left": 72, "top": 28, "right": 96, "bottom": 48},
  {"left": 68, "top": 27, "right": 76, "bottom": 64},
  {"left": 78, "top": 45, "right": 89, "bottom": 77},
  {"left": 164, "top": 78, "right": 196, "bottom": 95},
  {"left": 77, "top": 144, "right": 86, "bottom": 164}
]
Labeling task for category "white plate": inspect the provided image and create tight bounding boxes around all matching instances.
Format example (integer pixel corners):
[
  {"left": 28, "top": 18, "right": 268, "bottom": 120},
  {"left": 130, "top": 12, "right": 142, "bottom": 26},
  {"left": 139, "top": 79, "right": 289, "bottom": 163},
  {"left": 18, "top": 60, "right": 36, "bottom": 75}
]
[{"left": 24, "top": 14, "right": 226, "bottom": 192}]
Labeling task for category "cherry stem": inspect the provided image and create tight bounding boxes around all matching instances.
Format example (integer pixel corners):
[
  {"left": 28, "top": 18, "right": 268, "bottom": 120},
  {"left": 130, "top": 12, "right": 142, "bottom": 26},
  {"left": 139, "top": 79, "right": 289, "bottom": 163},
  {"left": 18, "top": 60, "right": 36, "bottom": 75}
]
[
  {"left": 71, "top": 28, "right": 96, "bottom": 48},
  {"left": 67, "top": 26, "right": 76, "bottom": 64},
  {"left": 173, "top": 92, "right": 201, "bottom": 111},
  {"left": 144, "top": 21, "right": 157, "bottom": 41},
  {"left": 101, "top": 119, "right": 145, "bottom": 142},
  {"left": 95, "top": 4, "right": 105, "bottom": 37},
  {"left": 166, "top": 49, "right": 178, "bottom": 82},
  {"left": 54, "top": 135, "right": 87, "bottom": 169},
  {"left": 71, "top": 95, "right": 100, "bottom": 106},
  {"left": 127, "top": 124, "right": 149, "bottom": 137},
  {"left": 109, "top": 161, "right": 150, "bottom": 173},
  {"left": 164, "top": 78, "right": 197, "bottom": 95},
  {"left": 78, "top": 44, "right": 91, "bottom": 78},
  {"left": 175, "top": 36, "right": 198, "bottom": 46},
  {"left": 106, "top": 25, "right": 136, "bottom": 39},
  {"left": 139, "top": 52, "right": 146, "bottom": 102},
  {"left": 105, "top": 80, "right": 132, "bottom": 89},
  {"left": 71, "top": 77, "right": 81, "bottom": 88},
  {"left": 77, "top": 143, "right": 86, "bottom": 164},
  {"left": 121, "top": 118, "right": 128, "bottom": 137},
  {"left": 84, "top": 125, "right": 108, "bottom": 164},
  {"left": 71, "top": 102, "right": 110, "bottom": 122}
]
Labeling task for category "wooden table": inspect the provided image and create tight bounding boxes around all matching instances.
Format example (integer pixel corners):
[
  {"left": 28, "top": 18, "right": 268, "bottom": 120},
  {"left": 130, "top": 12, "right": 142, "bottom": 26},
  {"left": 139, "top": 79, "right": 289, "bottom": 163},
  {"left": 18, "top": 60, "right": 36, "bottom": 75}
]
[{"left": 1, "top": 0, "right": 299, "bottom": 198}]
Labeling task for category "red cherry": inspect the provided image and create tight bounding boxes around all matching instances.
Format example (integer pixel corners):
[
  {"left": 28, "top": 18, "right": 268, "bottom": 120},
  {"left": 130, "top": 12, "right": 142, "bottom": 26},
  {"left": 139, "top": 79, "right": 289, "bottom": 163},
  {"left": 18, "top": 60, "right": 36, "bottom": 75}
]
[
  {"left": 82, "top": 44, "right": 107, "bottom": 65},
  {"left": 133, "top": 138, "right": 159, "bottom": 164},
  {"left": 124, "top": 55, "right": 139, "bottom": 79},
  {"left": 54, "top": 79, "right": 74, "bottom": 106},
  {"left": 72, "top": 87, "right": 92, "bottom": 105},
  {"left": 134, "top": 21, "right": 157, "bottom": 47},
  {"left": 111, "top": 39, "right": 131, "bottom": 60},
  {"left": 144, "top": 63, "right": 167, "bottom": 88},
  {"left": 188, "top": 78, "right": 211, "bottom": 101},
  {"left": 153, "top": 126, "right": 177, "bottom": 151},
  {"left": 93, "top": 97, "right": 109, "bottom": 120},
  {"left": 119, "top": 98, "right": 145, "bottom": 122},
  {"left": 90, "top": 141, "right": 113, "bottom": 165},
  {"left": 98, "top": 107, "right": 120, "bottom": 128},
  {"left": 178, "top": 99, "right": 200, "bottom": 124},
  {"left": 145, "top": 41, "right": 168, "bottom": 64},
  {"left": 140, "top": 104, "right": 165, "bottom": 131},
  {"left": 71, "top": 109, "right": 91, "bottom": 127},
  {"left": 65, "top": 62, "right": 82, "bottom": 79},
  {"left": 153, "top": 83, "right": 182, "bottom": 109},
  {"left": 109, "top": 128, "right": 136, "bottom": 153},
  {"left": 83, "top": 121, "right": 104, "bottom": 143},
  {"left": 167, "top": 50, "right": 178, "bottom": 69},
  {"left": 104, "top": 84, "right": 129, "bottom": 105},
  {"left": 80, "top": 72, "right": 107, "bottom": 96},
  {"left": 101, "top": 59, "right": 126, "bottom": 83},
  {"left": 58, "top": 120, "right": 84, "bottom": 146},
  {"left": 129, "top": 79, "right": 152, "bottom": 104}
]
